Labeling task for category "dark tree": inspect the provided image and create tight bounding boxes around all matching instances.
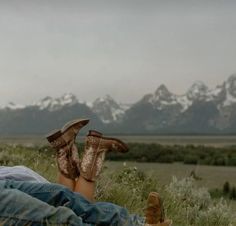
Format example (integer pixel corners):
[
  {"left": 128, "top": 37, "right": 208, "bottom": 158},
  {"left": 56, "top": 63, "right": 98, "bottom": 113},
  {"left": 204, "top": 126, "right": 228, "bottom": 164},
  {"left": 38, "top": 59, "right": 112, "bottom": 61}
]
[{"left": 223, "top": 181, "right": 230, "bottom": 194}]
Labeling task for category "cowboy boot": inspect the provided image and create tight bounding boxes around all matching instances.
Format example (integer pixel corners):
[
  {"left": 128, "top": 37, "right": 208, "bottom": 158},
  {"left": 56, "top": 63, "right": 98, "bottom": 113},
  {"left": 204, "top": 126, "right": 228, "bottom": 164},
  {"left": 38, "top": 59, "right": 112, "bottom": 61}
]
[
  {"left": 79, "top": 130, "right": 128, "bottom": 182},
  {"left": 145, "top": 192, "right": 172, "bottom": 226},
  {"left": 46, "top": 118, "right": 89, "bottom": 179},
  {"left": 60, "top": 118, "right": 90, "bottom": 171}
]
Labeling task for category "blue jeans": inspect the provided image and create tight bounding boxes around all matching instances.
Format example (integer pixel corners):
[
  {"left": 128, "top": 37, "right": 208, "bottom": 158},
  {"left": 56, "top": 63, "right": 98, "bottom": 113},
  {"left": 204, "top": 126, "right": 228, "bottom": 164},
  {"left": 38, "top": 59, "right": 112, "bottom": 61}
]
[{"left": 0, "top": 180, "right": 145, "bottom": 226}]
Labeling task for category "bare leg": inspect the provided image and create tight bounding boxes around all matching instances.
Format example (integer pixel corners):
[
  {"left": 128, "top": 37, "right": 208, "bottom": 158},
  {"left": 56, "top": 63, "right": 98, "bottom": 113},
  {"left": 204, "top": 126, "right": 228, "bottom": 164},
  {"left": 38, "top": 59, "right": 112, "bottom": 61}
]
[
  {"left": 74, "top": 176, "right": 95, "bottom": 202},
  {"left": 57, "top": 173, "right": 76, "bottom": 191},
  {"left": 57, "top": 173, "right": 95, "bottom": 201}
]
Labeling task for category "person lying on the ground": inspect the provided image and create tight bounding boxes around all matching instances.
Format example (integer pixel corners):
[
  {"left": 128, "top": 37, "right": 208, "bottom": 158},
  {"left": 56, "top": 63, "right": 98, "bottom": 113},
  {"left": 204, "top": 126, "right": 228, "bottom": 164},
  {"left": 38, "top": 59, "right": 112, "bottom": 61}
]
[{"left": 0, "top": 119, "right": 172, "bottom": 226}]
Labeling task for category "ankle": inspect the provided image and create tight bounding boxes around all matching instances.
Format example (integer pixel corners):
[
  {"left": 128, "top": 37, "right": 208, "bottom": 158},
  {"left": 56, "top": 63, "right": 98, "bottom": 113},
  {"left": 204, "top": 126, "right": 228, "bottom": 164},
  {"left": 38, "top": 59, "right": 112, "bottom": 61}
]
[{"left": 74, "top": 176, "right": 95, "bottom": 201}]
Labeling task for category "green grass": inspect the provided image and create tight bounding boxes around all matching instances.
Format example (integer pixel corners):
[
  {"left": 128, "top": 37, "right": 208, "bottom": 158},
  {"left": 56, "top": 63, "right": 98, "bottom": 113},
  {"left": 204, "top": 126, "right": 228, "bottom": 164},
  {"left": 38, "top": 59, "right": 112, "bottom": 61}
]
[{"left": 97, "top": 167, "right": 236, "bottom": 226}]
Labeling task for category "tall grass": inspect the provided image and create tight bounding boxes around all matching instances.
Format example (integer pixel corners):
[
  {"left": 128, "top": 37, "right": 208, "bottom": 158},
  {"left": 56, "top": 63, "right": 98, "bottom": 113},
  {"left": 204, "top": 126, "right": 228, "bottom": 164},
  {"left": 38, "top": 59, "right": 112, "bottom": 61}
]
[{"left": 97, "top": 167, "right": 236, "bottom": 226}]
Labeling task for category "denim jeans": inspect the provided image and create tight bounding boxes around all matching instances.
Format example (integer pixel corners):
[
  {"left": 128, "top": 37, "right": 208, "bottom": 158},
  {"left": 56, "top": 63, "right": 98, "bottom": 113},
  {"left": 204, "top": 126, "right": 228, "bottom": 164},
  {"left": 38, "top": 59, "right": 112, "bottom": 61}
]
[{"left": 0, "top": 180, "right": 145, "bottom": 226}]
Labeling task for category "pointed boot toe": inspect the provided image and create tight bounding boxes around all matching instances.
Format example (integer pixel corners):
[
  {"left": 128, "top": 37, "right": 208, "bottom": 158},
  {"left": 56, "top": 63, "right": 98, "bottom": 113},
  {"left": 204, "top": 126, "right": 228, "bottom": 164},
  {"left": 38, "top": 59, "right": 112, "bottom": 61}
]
[{"left": 106, "top": 137, "right": 129, "bottom": 153}]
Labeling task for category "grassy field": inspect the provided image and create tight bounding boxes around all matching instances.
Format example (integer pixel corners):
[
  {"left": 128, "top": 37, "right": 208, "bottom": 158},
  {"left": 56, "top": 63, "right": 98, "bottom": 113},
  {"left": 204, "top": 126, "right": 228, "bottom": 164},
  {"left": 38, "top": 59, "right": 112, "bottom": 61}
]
[
  {"left": 104, "top": 161, "right": 236, "bottom": 189},
  {"left": 0, "top": 135, "right": 235, "bottom": 189},
  {"left": 0, "top": 135, "right": 236, "bottom": 225},
  {"left": 104, "top": 161, "right": 236, "bottom": 211},
  {"left": 0, "top": 135, "right": 235, "bottom": 188},
  {"left": 0, "top": 143, "right": 236, "bottom": 225}
]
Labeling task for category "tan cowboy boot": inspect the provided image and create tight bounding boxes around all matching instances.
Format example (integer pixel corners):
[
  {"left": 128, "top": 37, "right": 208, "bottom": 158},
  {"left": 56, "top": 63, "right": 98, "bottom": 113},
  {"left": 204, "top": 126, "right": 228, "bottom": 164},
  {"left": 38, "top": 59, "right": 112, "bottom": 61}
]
[
  {"left": 46, "top": 118, "right": 89, "bottom": 179},
  {"left": 79, "top": 130, "right": 128, "bottom": 182},
  {"left": 145, "top": 192, "right": 172, "bottom": 226}
]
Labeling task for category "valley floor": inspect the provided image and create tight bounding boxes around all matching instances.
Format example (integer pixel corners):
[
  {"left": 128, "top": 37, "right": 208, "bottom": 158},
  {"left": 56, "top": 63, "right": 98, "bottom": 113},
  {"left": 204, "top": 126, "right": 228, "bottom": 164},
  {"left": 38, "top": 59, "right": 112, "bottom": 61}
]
[{"left": 105, "top": 161, "right": 236, "bottom": 189}]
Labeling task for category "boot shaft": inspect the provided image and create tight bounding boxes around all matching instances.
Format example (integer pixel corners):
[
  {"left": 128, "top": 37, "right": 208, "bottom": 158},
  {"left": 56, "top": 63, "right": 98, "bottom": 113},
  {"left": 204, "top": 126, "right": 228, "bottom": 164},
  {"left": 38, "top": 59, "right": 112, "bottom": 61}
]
[
  {"left": 80, "top": 130, "right": 128, "bottom": 182},
  {"left": 80, "top": 132, "right": 103, "bottom": 181},
  {"left": 46, "top": 118, "right": 89, "bottom": 180}
]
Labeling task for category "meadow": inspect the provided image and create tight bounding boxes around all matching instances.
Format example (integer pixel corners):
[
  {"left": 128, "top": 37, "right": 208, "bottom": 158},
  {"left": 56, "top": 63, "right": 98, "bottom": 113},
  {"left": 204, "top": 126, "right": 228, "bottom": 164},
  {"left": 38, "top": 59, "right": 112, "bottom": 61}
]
[
  {"left": 105, "top": 161, "right": 236, "bottom": 190},
  {"left": 0, "top": 136, "right": 236, "bottom": 225}
]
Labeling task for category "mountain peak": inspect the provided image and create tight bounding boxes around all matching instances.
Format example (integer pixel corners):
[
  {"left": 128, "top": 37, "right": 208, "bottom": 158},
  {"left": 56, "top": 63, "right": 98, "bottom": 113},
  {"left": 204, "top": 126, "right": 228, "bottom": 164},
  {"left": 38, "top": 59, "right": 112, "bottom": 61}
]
[
  {"left": 141, "top": 84, "right": 177, "bottom": 110},
  {"left": 155, "top": 84, "right": 170, "bottom": 95},
  {"left": 59, "top": 93, "right": 78, "bottom": 105},
  {"left": 93, "top": 95, "right": 120, "bottom": 111},
  {"left": 92, "top": 95, "right": 125, "bottom": 123},
  {"left": 187, "top": 81, "right": 208, "bottom": 100},
  {"left": 190, "top": 81, "right": 208, "bottom": 90},
  {"left": 94, "top": 95, "right": 115, "bottom": 104},
  {"left": 225, "top": 74, "right": 236, "bottom": 98},
  {"left": 35, "top": 93, "right": 79, "bottom": 111},
  {"left": 227, "top": 74, "right": 236, "bottom": 83}
]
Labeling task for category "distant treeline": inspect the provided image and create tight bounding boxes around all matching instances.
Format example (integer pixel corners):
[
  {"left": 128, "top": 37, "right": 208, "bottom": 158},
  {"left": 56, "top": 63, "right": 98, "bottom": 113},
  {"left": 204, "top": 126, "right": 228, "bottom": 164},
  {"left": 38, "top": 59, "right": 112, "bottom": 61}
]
[{"left": 105, "top": 143, "right": 236, "bottom": 166}]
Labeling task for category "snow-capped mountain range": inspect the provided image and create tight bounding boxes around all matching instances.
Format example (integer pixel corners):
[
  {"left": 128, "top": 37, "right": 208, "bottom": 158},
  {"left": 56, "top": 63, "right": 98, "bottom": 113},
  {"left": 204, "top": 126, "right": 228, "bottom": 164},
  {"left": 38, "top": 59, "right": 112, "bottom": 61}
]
[
  {"left": 1, "top": 74, "right": 236, "bottom": 134},
  {"left": 141, "top": 75, "right": 236, "bottom": 113},
  {"left": 2, "top": 93, "right": 129, "bottom": 124},
  {"left": 34, "top": 93, "right": 81, "bottom": 111},
  {"left": 4, "top": 93, "right": 81, "bottom": 112}
]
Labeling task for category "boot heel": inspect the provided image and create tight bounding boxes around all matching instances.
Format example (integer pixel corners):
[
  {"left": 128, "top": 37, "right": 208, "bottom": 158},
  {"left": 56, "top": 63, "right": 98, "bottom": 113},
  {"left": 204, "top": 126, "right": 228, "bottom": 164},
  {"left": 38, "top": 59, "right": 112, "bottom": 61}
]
[
  {"left": 46, "top": 129, "right": 67, "bottom": 149},
  {"left": 46, "top": 129, "right": 61, "bottom": 141}
]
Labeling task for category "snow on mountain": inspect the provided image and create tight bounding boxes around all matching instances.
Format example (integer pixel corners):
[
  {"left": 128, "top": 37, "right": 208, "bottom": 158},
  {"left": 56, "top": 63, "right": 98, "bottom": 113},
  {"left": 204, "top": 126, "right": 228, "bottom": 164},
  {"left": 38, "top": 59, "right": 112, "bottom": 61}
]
[
  {"left": 2, "top": 75, "right": 236, "bottom": 120},
  {"left": 120, "top": 103, "right": 132, "bottom": 111},
  {"left": 142, "top": 84, "right": 192, "bottom": 112},
  {"left": 4, "top": 102, "right": 25, "bottom": 110},
  {"left": 92, "top": 95, "right": 127, "bottom": 123},
  {"left": 176, "top": 95, "right": 193, "bottom": 112},
  {"left": 226, "top": 74, "right": 236, "bottom": 96},
  {"left": 34, "top": 93, "right": 79, "bottom": 111},
  {"left": 142, "top": 81, "right": 216, "bottom": 112},
  {"left": 140, "top": 75, "right": 236, "bottom": 114},
  {"left": 186, "top": 81, "right": 209, "bottom": 100},
  {"left": 206, "top": 85, "right": 223, "bottom": 102},
  {"left": 144, "top": 85, "right": 178, "bottom": 110},
  {"left": 154, "top": 84, "right": 175, "bottom": 101},
  {"left": 222, "top": 74, "right": 236, "bottom": 107},
  {"left": 201, "top": 74, "right": 236, "bottom": 108}
]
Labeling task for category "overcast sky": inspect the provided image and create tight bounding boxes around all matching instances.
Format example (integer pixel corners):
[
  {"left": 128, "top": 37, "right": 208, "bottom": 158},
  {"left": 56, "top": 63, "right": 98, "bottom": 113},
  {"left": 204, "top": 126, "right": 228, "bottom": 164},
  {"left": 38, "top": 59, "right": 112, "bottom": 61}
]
[{"left": 0, "top": 0, "right": 235, "bottom": 105}]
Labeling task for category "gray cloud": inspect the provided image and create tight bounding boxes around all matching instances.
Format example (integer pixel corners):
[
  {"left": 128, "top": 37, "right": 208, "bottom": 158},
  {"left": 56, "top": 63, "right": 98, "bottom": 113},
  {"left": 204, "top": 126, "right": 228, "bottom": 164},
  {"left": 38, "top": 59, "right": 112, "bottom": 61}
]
[{"left": 0, "top": 0, "right": 235, "bottom": 105}]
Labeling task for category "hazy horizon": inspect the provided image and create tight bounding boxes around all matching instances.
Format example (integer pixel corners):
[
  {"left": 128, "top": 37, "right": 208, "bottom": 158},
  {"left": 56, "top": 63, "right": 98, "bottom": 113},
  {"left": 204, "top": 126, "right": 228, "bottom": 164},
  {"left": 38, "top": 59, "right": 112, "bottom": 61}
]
[{"left": 0, "top": 0, "right": 235, "bottom": 105}]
